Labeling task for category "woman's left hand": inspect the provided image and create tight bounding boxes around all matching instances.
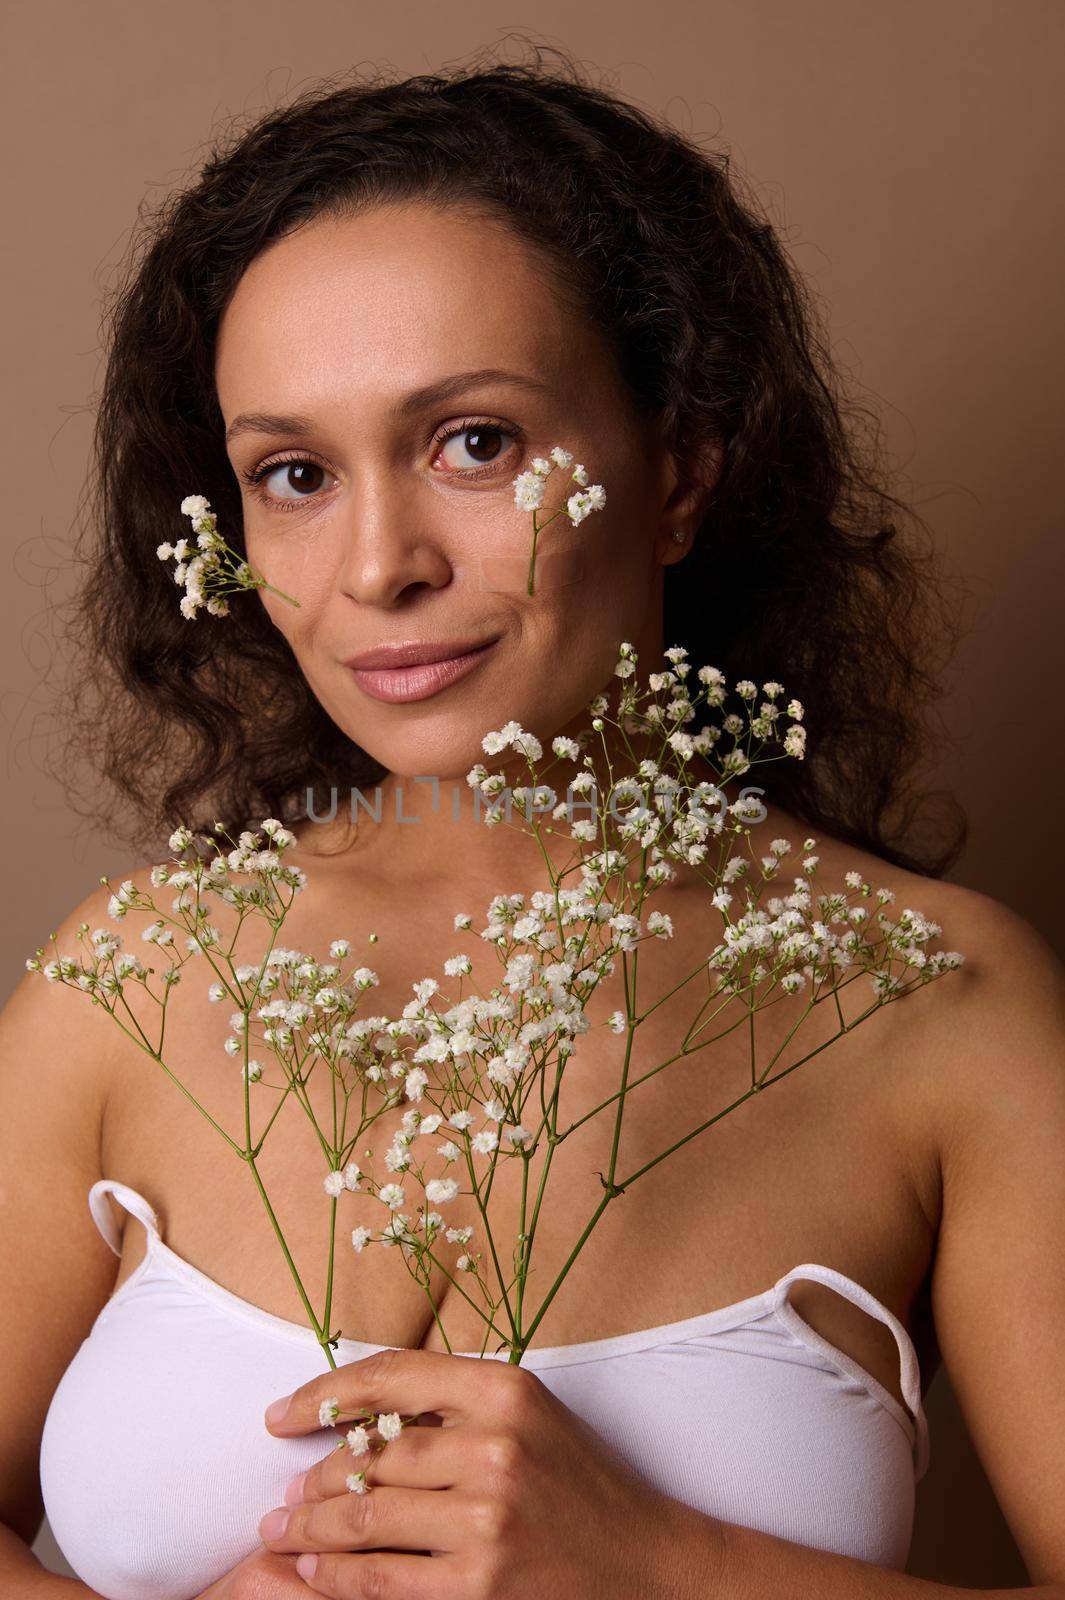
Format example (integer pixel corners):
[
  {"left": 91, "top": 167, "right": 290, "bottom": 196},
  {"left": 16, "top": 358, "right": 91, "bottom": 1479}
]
[{"left": 258, "top": 1344, "right": 710, "bottom": 1599}]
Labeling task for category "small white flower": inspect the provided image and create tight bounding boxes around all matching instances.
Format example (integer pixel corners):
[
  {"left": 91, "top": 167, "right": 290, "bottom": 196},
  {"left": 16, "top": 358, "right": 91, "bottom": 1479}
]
[
  {"left": 567, "top": 484, "right": 606, "bottom": 524},
  {"left": 404, "top": 1066, "right": 429, "bottom": 1102},
  {"left": 346, "top": 1425, "right": 371, "bottom": 1455},
  {"left": 346, "top": 1471, "right": 368, "bottom": 1494},
  {"left": 513, "top": 470, "right": 547, "bottom": 512},
  {"left": 318, "top": 1397, "right": 340, "bottom": 1427},
  {"left": 323, "top": 1169, "right": 345, "bottom": 1197},
  {"left": 378, "top": 1182, "right": 406, "bottom": 1210},
  {"left": 351, "top": 1225, "right": 373, "bottom": 1253},
  {"left": 425, "top": 1177, "right": 459, "bottom": 1204},
  {"left": 376, "top": 1411, "right": 403, "bottom": 1442}
]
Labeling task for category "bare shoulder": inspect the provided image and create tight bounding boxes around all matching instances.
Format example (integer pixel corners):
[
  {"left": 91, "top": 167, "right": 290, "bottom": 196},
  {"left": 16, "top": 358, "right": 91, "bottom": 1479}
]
[
  {"left": 781, "top": 817, "right": 1065, "bottom": 1142},
  {"left": 10, "top": 857, "right": 220, "bottom": 1098},
  {"left": 9, "top": 863, "right": 163, "bottom": 1081},
  {"left": 910, "top": 874, "right": 1065, "bottom": 1152},
  {"left": 864, "top": 858, "right": 1063, "bottom": 1127}
]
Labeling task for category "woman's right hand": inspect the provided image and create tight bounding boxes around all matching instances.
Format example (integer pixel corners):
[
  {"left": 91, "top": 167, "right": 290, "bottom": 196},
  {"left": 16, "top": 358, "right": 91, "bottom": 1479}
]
[{"left": 196, "top": 1545, "right": 311, "bottom": 1598}]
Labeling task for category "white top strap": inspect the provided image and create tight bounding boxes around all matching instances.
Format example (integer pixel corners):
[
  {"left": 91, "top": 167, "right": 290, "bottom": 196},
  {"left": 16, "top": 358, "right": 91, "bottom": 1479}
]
[
  {"left": 89, "top": 1179, "right": 163, "bottom": 1256},
  {"left": 772, "top": 1262, "right": 931, "bottom": 1480}
]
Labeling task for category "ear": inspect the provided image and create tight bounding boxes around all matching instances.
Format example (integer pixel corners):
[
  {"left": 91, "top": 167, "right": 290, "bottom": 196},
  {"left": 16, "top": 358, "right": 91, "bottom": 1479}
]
[{"left": 654, "top": 431, "right": 722, "bottom": 565}]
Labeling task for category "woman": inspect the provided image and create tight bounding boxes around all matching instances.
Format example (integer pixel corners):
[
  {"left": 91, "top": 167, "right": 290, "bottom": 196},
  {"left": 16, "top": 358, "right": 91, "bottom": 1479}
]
[{"left": 4, "top": 46, "right": 1064, "bottom": 1600}]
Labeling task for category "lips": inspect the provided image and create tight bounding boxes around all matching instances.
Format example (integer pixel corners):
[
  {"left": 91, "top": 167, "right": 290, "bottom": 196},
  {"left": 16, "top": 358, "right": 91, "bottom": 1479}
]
[
  {"left": 344, "top": 636, "right": 500, "bottom": 704},
  {"left": 343, "top": 636, "right": 498, "bottom": 671}
]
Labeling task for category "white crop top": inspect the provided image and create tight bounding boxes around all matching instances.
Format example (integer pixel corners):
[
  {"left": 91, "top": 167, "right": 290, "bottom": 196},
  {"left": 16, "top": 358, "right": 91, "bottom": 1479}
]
[{"left": 39, "top": 1180, "right": 931, "bottom": 1599}]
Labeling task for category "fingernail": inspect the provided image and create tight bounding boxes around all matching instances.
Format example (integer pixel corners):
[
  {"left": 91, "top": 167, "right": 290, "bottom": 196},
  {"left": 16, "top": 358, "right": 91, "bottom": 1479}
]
[
  {"left": 265, "top": 1396, "right": 291, "bottom": 1426},
  {"left": 259, "top": 1508, "right": 290, "bottom": 1541},
  {"left": 284, "top": 1470, "right": 308, "bottom": 1506},
  {"left": 297, "top": 1554, "right": 319, "bottom": 1579}
]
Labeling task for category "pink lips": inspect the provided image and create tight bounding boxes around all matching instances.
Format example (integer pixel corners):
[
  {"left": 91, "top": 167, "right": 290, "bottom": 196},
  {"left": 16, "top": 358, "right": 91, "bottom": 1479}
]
[{"left": 344, "top": 637, "right": 499, "bottom": 704}]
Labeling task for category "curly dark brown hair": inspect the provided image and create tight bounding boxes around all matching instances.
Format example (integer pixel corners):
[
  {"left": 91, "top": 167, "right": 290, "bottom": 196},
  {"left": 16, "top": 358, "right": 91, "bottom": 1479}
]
[{"left": 40, "top": 37, "right": 968, "bottom": 875}]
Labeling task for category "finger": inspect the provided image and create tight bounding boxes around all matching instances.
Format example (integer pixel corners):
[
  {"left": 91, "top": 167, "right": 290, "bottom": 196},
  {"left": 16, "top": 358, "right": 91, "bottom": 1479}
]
[
  {"left": 287, "top": 1420, "right": 488, "bottom": 1503},
  {"left": 295, "top": 1548, "right": 464, "bottom": 1600},
  {"left": 264, "top": 1345, "right": 524, "bottom": 1436},
  {"left": 260, "top": 1483, "right": 470, "bottom": 1555}
]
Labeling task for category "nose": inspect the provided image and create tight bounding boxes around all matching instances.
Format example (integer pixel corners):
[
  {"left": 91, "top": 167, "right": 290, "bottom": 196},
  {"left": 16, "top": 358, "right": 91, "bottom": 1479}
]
[{"left": 334, "top": 480, "right": 453, "bottom": 608}]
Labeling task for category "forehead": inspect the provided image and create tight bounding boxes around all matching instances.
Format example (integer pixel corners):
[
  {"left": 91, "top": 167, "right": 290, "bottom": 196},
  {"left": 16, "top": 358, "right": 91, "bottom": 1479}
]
[{"left": 214, "top": 202, "right": 591, "bottom": 415}]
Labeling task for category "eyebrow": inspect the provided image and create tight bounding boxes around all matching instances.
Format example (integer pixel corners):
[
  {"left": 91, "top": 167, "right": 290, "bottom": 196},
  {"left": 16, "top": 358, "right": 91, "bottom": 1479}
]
[{"left": 223, "top": 367, "right": 552, "bottom": 446}]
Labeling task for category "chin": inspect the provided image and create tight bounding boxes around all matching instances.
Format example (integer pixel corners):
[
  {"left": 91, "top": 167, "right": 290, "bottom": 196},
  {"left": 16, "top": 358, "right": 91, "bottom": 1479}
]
[{"left": 351, "top": 722, "right": 502, "bottom": 784}]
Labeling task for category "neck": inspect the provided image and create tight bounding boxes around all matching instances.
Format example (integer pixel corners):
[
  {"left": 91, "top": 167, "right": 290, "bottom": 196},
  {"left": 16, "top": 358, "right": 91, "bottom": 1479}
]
[{"left": 294, "top": 713, "right": 722, "bottom": 904}]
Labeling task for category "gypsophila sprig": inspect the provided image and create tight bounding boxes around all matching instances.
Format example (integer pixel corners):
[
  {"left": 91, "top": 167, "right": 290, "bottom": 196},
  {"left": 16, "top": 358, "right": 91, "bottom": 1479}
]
[
  {"left": 157, "top": 495, "right": 301, "bottom": 618},
  {"left": 512, "top": 445, "right": 605, "bottom": 596},
  {"left": 26, "top": 453, "right": 965, "bottom": 1490}
]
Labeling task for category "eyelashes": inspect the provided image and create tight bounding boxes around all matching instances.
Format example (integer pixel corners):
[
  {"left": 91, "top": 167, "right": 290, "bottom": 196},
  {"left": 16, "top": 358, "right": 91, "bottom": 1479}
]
[
  {"left": 238, "top": 420, "right": 523, "bottom": 513},
  {"left": 239, "top": 455, "right": 331, "bottom": 510}
]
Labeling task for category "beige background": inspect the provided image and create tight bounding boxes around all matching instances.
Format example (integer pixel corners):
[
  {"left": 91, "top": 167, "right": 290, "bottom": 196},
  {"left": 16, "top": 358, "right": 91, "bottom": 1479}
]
[{"left": 4, "top": 0, "right": 1063, "bottom": 1587}]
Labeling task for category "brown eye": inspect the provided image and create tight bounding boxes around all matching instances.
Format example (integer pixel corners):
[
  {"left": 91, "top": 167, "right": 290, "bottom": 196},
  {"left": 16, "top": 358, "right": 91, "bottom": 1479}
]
[
  {"left": 437, "top": 425, "right": 517, "bottom": 474},
  {"left": 464, "top": 428, "right": 504, "bottom": 462},
  {"left": 258, "top": 461, "right": 328, "bottom": 499}
]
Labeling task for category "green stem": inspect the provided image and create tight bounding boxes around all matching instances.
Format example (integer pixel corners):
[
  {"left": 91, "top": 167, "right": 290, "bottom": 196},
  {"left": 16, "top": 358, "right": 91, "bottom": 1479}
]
[
  {"left": 515, "top": 1189, "right": 614, "bottom": 1348},
  {"left": 323, "top": 1195, "right": 337, "bottom": 1351},
  {"left": 257, "top": 578, "right": 301, "bottom": 607},
  {"left": 526, "top": 526, "right": 540, "bottom": 596},
  {"left": 244, "top": 1154, "right": 337, "bottom": 1369}
]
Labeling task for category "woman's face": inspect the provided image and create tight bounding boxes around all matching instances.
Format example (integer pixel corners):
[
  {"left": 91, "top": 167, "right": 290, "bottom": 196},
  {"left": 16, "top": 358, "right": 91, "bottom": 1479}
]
[{"left": 215, "top": 201, "right": 702, "bottom": 781}]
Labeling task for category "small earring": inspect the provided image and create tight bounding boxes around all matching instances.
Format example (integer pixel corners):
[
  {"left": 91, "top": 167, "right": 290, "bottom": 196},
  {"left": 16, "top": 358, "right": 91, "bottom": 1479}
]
[{"left": 671, "top": 529, "right": 686, "bottom": 544}]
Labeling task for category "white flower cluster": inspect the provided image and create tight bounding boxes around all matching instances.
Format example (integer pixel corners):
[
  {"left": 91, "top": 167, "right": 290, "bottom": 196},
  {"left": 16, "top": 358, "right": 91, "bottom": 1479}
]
[
  {"left": 156, "top": 497, "right": 239, "bottom": 620},
  {"left": 158, "top": 496, "right": 299, "bottom": 619},
  {"left": 465, "top": 642, "right": 807, "bottom": 869},
  {"left": 705, "top": 841, "right": 964, "bottom": 1003},
  {"left": 511, "top": 444, "right": 606, "bottom": 526}
]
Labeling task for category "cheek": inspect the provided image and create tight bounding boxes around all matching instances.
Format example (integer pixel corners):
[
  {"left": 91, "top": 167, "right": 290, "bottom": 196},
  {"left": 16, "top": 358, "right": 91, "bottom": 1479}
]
[
  {"left": 249, "top": 527, "right": 339, "bottom": 633},
  {"left": 476, "top": 547, "right": 586, "bottom": 593}
]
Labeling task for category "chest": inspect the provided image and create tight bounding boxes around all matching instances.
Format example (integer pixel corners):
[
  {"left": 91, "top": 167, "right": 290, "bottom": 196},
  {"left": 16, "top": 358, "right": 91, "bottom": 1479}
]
[{"left": 99, "top": 866, "right": 940, "bottom": 1406}]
